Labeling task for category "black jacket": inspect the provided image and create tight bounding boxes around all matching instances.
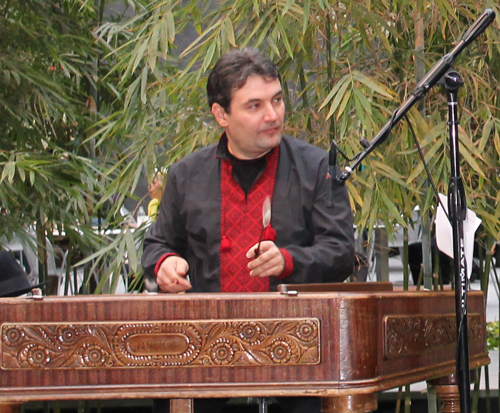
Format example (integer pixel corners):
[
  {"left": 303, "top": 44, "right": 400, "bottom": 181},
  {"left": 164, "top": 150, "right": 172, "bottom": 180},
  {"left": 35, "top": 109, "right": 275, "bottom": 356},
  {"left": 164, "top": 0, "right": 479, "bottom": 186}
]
[{"left": 142, "top": 135, "right": 355, "bottom": 292}]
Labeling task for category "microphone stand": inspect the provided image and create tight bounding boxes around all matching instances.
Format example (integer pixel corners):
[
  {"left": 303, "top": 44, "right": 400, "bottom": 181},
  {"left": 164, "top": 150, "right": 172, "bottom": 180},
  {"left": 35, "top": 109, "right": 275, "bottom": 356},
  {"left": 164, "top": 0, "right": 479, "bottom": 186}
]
[
  {"left": 333, "top": 10, "right": 495, "bottom": 413},
  {"left": 439, "top": 69, "right": 470, "bottom": 413}
]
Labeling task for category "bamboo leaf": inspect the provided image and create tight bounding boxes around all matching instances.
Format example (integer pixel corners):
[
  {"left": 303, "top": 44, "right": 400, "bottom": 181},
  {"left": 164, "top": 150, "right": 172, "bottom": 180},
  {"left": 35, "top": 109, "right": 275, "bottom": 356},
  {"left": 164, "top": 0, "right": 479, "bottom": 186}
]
[
  {"left": 179, "top": 18, "right": 224, "bottom": 58},
  {"left": 494, "top": 130, "right": 500, "bottom": 159},
  {"left": 282, "top": 0, "right": 295, "bottom": 16},
  {"left": 165, "top": 10, "right": 176, "bottom": 42},
  {"left": 125, "top": 229, "right": 138, "bottom": 272},
  {"left": 458, "top": 127, "right": 483, "bottom": 160},
  {"left": 224, "top": 17, "right": 236, "bottom": 47},
  {"left": 252, "top": 0, "right": 260, "bottom": 16},
  {"left": 252, "top": 13, "right": 275, "bottom": 47},
  {"left": 353, "top": 91, "right": 367, "bottom": 128},
  {"left": 478, "top": 118, "right": 494, "bottom": 153},
  {"left": 302, "top": 0, "right": 311, "bottom": 34},
  {"left": 379, "top": 191, "right": 406, "bottom": 227},
  {"left": 325, "top": 77, "right": 352, "bottom": 119},
  {"left": 140, "top": 65, "right": 148, "bottom": 104},
  {"left": 277, "top": 18, "right": 294, "bottom": 58},
  {"left": 124, "top": 76, "right": 141, "bottom": 110},
  {"left": 1, "top": 162, "right": 15, "bottom": 183},
  {"left": 435, "top": 0, "right": 459, "bottom": 20},
  {"left": 371, "top": 161, "right": 413, "bottom": 189},
  {"left": 460, "top": 145, "right": 486, "bottom": 178},
  {"left": 336, "top": 89, "right": 352, "bottom": 119},
  {"left": 346, "top": 180, "right": 363, "bottom": 209},
  {"left": 407, "top": 142, "right": 443, "bottom": 182},
  {"left": 76, "top": 235, "right": 122, "bottom": 266},
  {"left": 319, "top": 73, "right": 351, "bottom": 111},
  {"left": 130, "top": 40, "right": 148, "bottom": 77},
  {"left": 17, "top": 167, "right": 26, "bottom": 182},
  {"left": 147, "top": 22, "right": 160, "bottom": 72},
  {"left": 360, "top": 174, "right": 375, "bottom": 221},
  {"left": 201, "top": 41, "right": 217, "bottom": 73},
  {"left": 353, "top": 71, "right": 394, "bottom": 99},
  {"left": 353, "top": 88, "right": 372, "bottom": 116}
]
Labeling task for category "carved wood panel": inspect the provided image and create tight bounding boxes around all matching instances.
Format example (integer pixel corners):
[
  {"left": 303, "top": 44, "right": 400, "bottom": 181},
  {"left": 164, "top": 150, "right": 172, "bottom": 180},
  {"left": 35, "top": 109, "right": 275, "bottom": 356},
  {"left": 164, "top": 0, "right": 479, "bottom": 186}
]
[
  {"left": 1, "top": 318, "right": 320, "bottom": 370},
  {"left": 384, "top": 313, "right": 483, "bottom": 359}
]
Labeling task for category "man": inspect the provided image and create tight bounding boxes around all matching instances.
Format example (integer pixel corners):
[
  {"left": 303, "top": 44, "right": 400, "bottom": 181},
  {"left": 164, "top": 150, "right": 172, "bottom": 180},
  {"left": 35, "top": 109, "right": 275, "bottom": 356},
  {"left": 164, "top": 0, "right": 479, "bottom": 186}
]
[{"left": 142, "top": 48, "right": 355, "bottom": 412}]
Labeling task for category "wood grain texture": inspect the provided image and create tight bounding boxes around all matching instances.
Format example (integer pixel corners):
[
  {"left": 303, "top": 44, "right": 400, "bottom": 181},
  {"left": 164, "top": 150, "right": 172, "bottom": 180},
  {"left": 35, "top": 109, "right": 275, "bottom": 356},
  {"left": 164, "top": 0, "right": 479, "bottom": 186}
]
[
  {"left": 0, "top": 288, "right": 490, "bottom": 404},
  {"left": 2, "top": 318, "right": 320, "bottom": 369}
]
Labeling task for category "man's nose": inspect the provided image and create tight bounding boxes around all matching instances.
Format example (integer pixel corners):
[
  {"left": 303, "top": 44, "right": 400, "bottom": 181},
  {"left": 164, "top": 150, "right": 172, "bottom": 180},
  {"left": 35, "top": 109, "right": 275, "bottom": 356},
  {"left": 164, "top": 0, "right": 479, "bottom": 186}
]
[{"left": 263, "top": 103, "right": 279, "bottom": 122}]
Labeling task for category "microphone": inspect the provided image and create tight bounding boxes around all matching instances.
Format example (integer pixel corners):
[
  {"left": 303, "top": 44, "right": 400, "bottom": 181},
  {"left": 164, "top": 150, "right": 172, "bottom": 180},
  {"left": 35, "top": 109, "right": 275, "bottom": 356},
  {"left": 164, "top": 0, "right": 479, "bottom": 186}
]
[
  {"left": 326, "top": 141, "right": 337, "bottom": 207},
  {"left": 412, "top": 9, "right": 495, "bottom": 99},
  {"left": 461, "top": 8, "right": 496, "bottom": 47}
]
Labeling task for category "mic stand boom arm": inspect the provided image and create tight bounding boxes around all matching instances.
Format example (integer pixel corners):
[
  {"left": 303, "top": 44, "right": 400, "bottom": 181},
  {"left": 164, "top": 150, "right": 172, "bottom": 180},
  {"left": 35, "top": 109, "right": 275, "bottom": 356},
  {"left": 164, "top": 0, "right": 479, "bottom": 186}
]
[{"left": 336, "top": 8, "right": 495, "bottom": 184}]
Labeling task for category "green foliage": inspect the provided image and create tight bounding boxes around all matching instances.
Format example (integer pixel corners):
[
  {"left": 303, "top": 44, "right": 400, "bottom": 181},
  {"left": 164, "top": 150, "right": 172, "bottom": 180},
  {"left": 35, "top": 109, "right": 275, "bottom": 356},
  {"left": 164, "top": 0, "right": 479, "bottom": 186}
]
[
  {"left": 0, "top": 0, "right": 140, "bottom": 287},
  {"left": 2, "top": 0, "right": 500, "bottom": 293},
  {"left": 97, "top": 0, "right": 500, "bottom": 241},
  {"left": 486, "top": 321, "right": 499, "bottom": 350}
]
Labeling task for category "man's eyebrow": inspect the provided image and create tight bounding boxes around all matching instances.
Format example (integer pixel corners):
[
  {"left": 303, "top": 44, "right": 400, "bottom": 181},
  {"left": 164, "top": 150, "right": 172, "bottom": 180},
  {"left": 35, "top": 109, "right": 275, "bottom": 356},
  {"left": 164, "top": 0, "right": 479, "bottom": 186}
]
[{"left": 245, "top": 90, "right": 283, "bottom": 105}]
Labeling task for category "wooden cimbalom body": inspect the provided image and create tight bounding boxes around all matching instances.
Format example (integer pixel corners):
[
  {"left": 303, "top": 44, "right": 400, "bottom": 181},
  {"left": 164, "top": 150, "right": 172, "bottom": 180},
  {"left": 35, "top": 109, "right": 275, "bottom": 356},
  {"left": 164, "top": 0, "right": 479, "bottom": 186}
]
[{"left": 0, "top": 283, "right": 490, "bottom": 413}]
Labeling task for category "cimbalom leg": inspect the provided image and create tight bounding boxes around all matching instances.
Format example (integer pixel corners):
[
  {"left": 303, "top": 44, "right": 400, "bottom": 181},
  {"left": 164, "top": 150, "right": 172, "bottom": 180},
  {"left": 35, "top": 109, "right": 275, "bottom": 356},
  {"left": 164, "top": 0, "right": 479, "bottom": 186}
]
[{"left": 321, "top": 394, "right": 378, "bottom": 413}]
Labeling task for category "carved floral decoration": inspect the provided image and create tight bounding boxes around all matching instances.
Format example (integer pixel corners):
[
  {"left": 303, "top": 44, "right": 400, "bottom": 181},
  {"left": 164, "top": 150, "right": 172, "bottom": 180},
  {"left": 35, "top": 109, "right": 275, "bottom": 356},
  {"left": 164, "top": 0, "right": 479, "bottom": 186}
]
[
  {"left": 384, "top": 314, "right": 484, "bottom": 359},
  {"left": 1, "top": 318, "right": 320, "bottom": 370}
]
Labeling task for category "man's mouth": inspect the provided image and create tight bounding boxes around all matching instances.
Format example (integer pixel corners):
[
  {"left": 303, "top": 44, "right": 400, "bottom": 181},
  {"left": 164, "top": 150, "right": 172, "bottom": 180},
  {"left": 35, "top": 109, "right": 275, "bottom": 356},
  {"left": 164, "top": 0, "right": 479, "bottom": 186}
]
[{"left": 260, "top": 125, "right": 281, "bottom": 134}]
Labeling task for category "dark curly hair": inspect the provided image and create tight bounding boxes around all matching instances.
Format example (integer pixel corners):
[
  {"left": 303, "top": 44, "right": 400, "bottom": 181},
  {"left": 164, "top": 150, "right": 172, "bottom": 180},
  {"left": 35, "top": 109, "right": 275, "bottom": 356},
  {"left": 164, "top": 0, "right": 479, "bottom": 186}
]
[{"left": 207, "top": 48, "right": 281, "bottom": 113}]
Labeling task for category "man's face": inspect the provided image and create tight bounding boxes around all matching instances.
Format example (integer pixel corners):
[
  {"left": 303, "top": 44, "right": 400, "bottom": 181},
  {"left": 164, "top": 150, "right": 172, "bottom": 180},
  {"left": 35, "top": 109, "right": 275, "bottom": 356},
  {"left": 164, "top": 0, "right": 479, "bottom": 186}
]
[{"left": 211, "top": 75, "right": 285, "bottom": 160}]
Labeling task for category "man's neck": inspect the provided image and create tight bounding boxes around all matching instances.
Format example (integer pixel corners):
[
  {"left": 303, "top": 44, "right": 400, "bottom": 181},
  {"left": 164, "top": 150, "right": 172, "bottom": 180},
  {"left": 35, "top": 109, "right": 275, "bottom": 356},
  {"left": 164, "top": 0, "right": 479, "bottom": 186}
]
[{"left": 227, "top": 141, "right": 272, "bottom": 161}]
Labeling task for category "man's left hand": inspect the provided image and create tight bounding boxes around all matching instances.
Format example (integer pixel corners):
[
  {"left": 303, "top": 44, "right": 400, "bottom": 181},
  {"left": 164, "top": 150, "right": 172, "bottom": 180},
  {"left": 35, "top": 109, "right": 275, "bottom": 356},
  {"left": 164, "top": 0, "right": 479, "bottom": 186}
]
[{"left": 246, "top": 241, "right": 285, "bottom": 278}]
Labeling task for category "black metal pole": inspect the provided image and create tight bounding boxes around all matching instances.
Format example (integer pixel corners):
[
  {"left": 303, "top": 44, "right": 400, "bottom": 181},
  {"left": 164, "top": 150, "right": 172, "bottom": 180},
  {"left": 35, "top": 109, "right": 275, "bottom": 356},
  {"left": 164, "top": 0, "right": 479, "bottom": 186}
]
[{"left": 439, "top": 70, "right": 471, "bottom": 413}]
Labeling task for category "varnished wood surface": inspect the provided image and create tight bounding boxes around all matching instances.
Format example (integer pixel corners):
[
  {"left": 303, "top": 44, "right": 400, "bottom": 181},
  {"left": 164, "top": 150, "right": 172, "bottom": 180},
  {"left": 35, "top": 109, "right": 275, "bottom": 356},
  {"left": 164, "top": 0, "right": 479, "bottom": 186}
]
[
  {"left": 277, "top": 281, "right": 394, "bottom": 293},
  {"left": 0, "top": 288, "right": 490, "bottom": 404}
]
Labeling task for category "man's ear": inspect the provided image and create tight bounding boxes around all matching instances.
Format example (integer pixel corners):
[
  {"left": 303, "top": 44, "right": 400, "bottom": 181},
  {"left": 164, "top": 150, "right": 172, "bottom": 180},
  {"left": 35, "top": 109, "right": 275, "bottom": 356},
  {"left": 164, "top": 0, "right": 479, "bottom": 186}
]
[{"left": 211, "top": 103, "right": 229, "bottom": 128}]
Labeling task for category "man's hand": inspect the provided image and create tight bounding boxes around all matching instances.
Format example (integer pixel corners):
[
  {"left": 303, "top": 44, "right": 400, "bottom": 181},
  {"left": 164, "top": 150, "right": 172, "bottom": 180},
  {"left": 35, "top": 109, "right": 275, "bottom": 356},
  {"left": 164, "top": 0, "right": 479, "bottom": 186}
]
[
  {"left": 246, "top": 241, "right": 285, "bottom": 278},
  {"left": 157, "top": 256, "right": 192, "bottom": 293}
]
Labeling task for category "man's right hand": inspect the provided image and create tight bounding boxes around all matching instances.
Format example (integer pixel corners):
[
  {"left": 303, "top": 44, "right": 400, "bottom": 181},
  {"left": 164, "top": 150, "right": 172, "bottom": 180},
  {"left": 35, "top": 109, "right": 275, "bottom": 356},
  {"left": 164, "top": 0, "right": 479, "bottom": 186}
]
[{"left": 156, "top": 256, "right": 192, "bottom": 293}]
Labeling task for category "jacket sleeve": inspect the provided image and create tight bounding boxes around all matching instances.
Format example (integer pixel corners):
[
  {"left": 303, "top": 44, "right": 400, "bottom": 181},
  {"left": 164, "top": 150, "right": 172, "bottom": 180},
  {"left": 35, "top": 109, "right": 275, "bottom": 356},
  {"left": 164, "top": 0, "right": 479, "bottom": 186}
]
[
  {"left": 273, "top": 150, "right": 355, "bottom": 286},
  {"left": 141, "top": 164, "right": 187, "bottom": 284}
]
